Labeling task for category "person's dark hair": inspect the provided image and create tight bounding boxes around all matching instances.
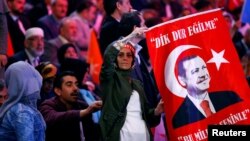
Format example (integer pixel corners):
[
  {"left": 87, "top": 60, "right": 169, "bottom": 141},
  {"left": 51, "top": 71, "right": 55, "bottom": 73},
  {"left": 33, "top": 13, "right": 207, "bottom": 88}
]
[
  {"left": 177, "top": 55, "right": 198, "bottom": 78},
  {"left": 76, "top": 0, "right": 96, "bottom": 13},
  {"left": 60, "top": 58, "right": 89, "bottom": 88},
  {"left": 36, "top": 61, "right": 51, "bottom": 73},
  {"left": 36, "top": 61, "right": 58, "bottom": 80},
  {"left": 119, "top": 10, "right": 141, "bottom": 36},
  {"left": 145, "top": 17, "right": 162, "bottom": 28},
  {"left": 53, "top": 71, "right": 77, "bottom": 89},
  {"left": 194, "top": 0, "right": 211, "bottom": 11},
  {"left": 57, "top": 43, "right": 78, "bottom": 65},
  {"left": 118, "top": 10, "right": 143, "bottom": 67},
  {"left": 103, "top": 0, "right": 121, "bottom": 15}
]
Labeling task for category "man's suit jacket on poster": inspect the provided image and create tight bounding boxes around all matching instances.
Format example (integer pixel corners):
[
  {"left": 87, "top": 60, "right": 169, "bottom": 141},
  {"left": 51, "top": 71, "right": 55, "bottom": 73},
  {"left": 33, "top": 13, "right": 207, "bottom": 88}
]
[{"left": 172, "top": 91, "right": 242, "bottom": 129}]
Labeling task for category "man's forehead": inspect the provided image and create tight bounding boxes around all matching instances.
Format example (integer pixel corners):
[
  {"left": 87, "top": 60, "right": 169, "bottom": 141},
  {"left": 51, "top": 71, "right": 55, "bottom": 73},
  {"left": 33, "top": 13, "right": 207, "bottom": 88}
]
[
  {"left": 62, "top": 75, "right": 77, "bottom": 82},
  {"left": 183, "top": 56, "right": 206, "bottom": 69}
]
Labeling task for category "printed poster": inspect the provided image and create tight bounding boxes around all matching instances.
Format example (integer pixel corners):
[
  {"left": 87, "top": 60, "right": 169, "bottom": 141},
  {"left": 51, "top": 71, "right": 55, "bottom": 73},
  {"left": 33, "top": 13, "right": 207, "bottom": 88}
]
[{"left": 145, "top": 9, "right": 250, "bottom": 141}]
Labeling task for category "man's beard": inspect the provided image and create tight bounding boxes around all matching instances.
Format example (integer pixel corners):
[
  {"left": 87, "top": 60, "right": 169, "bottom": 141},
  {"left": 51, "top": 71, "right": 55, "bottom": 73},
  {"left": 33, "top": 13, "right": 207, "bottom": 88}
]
[{"left": 28, "top": 47, "right": 44, "bottom": 57}]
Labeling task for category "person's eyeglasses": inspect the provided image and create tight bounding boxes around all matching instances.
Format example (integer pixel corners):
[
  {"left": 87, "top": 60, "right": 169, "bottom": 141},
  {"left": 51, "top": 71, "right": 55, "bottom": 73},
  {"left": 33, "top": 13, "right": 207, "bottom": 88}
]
[
  {"left": 28, "top": 37, "right": 44, "bottom": 42},
  {"left": 117, "top": 52, "right": 133, "bottom": 58}
]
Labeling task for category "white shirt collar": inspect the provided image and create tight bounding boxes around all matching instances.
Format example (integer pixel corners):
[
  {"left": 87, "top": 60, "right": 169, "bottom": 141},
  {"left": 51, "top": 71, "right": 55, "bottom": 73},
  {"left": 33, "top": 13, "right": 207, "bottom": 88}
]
[
  {"left": 25, "top": 49, "right": 39, "bottom": 66},
  {"left": 58, "top": 35, "right": 69, "bottom": 44},
  {"left": 10, "top": 13, "right": 18, "bottom": 21}
]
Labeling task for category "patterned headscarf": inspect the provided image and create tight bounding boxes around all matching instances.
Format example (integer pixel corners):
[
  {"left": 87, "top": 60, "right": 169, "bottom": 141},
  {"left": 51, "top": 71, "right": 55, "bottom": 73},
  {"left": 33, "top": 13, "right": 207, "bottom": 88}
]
[{"left": 0, "top": 61, "right": 42, "bottom": 120}]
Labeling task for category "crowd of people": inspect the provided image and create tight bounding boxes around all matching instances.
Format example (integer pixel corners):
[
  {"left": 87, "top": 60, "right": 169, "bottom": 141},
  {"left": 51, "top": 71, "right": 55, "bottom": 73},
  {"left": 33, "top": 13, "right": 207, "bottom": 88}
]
[{"left": 0, "top": 0, "right": 249, "bottom": 141}]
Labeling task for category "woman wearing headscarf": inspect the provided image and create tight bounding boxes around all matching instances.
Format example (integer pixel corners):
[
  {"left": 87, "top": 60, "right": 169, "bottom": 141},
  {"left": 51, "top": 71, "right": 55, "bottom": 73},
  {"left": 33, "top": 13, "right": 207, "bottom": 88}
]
[
  {"left": 57, "top": 43, "right": 102, "bottom": 95},
  {"left": 57, "top": 43, "right": 88, "bottom": 85},
  {"left": 57, "top": 43, "right": 79, "bottom": 66},
  {"left": 36, "top": 61, "right": 58, "bottom": 107},
  {"left": 99, "top": 27, "right": 164, "bottom": 141},
  {"left": 0, "top": 61, "right": 46, "bottom": 141}
]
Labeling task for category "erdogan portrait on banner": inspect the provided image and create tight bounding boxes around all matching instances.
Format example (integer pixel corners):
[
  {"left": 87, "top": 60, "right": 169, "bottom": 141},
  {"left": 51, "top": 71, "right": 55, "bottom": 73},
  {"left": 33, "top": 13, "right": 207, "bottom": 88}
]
[
  {"left": 146, "top": 9, "right": 250, "bottom": 140},
  {"left": 171, "top": 54, "right": 242, "bottom": 129}
]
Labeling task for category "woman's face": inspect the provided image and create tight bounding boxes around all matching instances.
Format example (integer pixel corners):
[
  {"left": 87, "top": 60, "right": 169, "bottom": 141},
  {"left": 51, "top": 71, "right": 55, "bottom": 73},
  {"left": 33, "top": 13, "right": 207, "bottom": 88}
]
[
  {"left": 42, "top": 78, "right": 54, "bottom": 94},
  {"left": 64, "top": 47, "right": 78, "bottom": 59},
  {"left": 117, "top": 47, "right": 133, "bottom": 70}
]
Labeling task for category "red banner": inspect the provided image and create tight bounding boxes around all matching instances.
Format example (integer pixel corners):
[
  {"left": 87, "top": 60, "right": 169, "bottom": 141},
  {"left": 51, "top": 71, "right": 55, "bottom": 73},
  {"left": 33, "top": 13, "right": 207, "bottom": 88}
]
[
  {"left": 87, "top": 29, "right": 103, "bottom": 85},
  {"left": 146, "top": 9, "right": 250, "bottom": 141}
]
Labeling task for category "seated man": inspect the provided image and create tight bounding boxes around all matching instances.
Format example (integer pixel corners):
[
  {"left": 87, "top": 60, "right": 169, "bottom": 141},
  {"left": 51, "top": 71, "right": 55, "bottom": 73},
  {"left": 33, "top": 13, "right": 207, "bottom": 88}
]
[
  {"left": 39, "top": 71, "right": 102, "bottom": 141},
  {"left": 7, "top": 27, "right": 45, "bottom": 68}
]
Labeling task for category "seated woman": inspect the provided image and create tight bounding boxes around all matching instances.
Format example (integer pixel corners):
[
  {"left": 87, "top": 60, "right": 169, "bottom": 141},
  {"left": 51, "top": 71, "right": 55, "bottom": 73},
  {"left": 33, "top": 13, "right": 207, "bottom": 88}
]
[
  {"left": 57, "top": 43, "right": 79, "bottom": 65},
  {"left": 36, "top": 62, "right": 58, "bottom": 106},
  {"left": 57, "top": 43, "right": 90, "bottom": 89}
]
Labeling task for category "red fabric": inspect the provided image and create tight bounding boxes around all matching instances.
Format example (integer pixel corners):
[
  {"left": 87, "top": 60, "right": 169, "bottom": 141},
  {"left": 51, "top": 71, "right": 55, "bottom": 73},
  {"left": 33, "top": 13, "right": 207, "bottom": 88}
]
[
  {"left": 145, "top": 9, "right": 250, "bottom": 141},
  {"left": 123, "top": 43, "right": 135, "bottom": 54},
  {"left": 87, "top": 29, "right": 103, "bottom": 85},
  {"left": 7, "top": 32, "right": 14, "bottom": 57},
  {"left": 151, "top": 127, "right": 155, "bottom": 136},
  {"left": 200, "top": 100, "right": 213, "bottom": 117},
  {"left": 217, "top": 0, "right": 243, "bottom": 11}
]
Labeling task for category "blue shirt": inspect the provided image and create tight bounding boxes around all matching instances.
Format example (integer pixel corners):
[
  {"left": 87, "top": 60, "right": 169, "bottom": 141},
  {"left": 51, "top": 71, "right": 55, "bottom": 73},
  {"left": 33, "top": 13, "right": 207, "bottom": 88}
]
[
  {"left": 79, "top": 89, "right": 101, "bottom": 123},
  {"left": 0, "top": 103, "right": 46, "bottom": 141}
]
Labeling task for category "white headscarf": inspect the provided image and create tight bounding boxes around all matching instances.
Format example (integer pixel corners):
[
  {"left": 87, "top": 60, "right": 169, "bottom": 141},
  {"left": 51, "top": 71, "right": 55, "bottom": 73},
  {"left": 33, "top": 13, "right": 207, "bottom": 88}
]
[{"left": 0, "top": 61, "right": 42, "bottom": 120}]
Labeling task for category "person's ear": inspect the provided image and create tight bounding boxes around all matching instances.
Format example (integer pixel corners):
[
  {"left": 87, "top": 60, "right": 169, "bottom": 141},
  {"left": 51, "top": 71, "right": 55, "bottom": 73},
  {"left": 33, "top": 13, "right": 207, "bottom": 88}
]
[
  {"left": 178, "top": 75, "right": 186, "bottom": 87},
  {"left": 116, "top": 2, "right": 121, "bottom": 11},
  {"left": 54, "top": 88, "right": 61, "bottom": 96}
]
